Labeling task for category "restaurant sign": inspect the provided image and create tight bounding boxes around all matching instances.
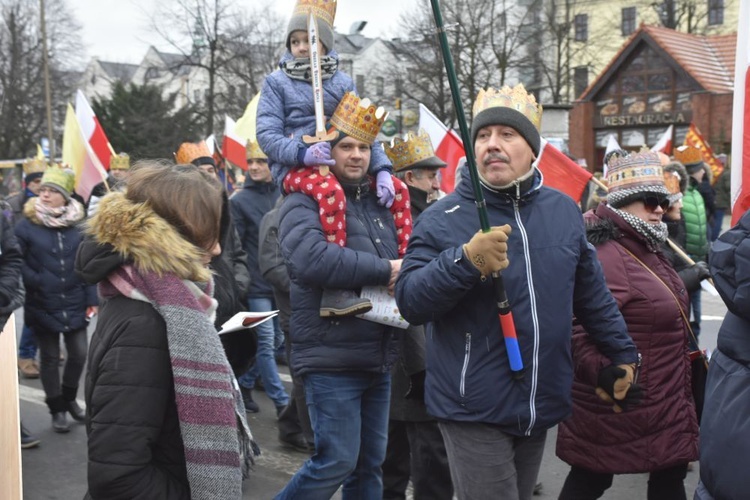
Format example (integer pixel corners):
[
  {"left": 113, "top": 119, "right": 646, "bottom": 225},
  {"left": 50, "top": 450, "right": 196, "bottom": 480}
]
[{"left": 596, "top": 112, "right": 691, "bottom": 128}]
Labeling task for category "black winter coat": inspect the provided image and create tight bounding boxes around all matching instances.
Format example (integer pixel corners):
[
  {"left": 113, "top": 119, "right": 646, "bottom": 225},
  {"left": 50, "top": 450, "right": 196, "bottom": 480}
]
[
  {"left": 279, "top": 179, "right": 399, "bottom": 377},
  {"left": 15, "top": 200, "right": 96, "bottom": 333},
  {"left": 698, "top": 210, "right": 750, "bottom": 499},
  {"left": 0, "top": 214, "right": 24, "bottom": 326},
  {"left": 86, "top": 295, "right": 190, "bottom": 499},
  {"left": 230, "top": 178, "right": 280, "bottom": 298}
]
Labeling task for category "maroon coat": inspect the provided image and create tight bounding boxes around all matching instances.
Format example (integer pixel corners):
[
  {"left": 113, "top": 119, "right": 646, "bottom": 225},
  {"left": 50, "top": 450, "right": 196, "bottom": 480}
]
[{"left": 556, "top": 203, "right": 698, "bottom": 474}]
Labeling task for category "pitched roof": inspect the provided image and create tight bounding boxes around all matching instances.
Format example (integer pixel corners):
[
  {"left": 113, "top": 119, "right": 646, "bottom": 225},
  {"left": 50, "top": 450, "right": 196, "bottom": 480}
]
[
  {"left": 97, "top": 61, "right": 139, "bottom": 82},
  {"left": 581, "top": 25, "right": 736, "bottom": 100}
]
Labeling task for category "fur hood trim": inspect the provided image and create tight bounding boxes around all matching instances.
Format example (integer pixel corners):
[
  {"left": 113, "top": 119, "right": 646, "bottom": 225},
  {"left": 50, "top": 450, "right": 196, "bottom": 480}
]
[
  {"left": 85, "top": 192, "right": 211, "bottom": 282},
  {"left": 585, "top": 217, "right": 620, "bottom": 246}
]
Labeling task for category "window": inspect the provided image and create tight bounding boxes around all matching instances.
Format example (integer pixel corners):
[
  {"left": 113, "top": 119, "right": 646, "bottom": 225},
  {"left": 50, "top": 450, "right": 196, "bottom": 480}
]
[
  {"left": 574, "top": 66, "right": 589, "bottom": 98},
  {"left": 621, "top": 7, "right": 636, "bottom": 36},
  {"left": 708, "top": 0, "right": 724, "bottom": 25},
  {"left": 356, "top": 74, "right": 365, "bottom": 94},
  {"left": 193, "top": 89, "right": 201, "bottom": 103},
  {"left": 574, "top": 14, "right": 588, "bottom": 42},
  {"left": 376, "top": 77, "right": 384, "bottom": 96}
]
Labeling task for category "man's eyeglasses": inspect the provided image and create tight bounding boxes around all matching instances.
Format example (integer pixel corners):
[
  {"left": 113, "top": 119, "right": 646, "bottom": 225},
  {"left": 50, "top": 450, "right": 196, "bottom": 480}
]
[{"left": 639, "top": 196, "right": 671, "bottom": 211}]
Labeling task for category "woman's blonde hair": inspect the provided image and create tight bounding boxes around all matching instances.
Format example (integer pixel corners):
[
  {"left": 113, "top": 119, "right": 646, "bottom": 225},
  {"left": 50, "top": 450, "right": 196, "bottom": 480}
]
[{"left": 125, "top": 160, "right": 223, "bottom": 252}]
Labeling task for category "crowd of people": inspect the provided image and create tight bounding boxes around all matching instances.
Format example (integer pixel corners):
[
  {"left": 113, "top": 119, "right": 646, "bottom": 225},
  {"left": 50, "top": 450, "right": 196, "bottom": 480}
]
[{"left": 1, "top": 0, "right": 746, "bottom": 499}]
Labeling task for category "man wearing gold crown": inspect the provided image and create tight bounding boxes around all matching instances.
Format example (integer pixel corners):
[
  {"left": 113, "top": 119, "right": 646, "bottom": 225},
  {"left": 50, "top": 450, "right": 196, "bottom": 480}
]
[
  {"left": 382, "top": 130, "right": 453, "bottom": 500},
  {"left": 275, "top": 94, "right": 402, "bottom": 499},
  {"left": 7, "top": 158, "right": 46, "bottom": 224},
  {"left": 87, "top": 153, "right": 131, "bottom": 216},
  {"left": 395, "top": 84, "right": 639, "bottom": 500}
]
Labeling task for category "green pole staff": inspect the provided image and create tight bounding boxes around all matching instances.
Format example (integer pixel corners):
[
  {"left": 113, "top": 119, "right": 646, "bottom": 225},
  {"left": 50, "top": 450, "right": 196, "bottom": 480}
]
[{"left": 428, "top": 0, "right": 524, "bottom": 374}]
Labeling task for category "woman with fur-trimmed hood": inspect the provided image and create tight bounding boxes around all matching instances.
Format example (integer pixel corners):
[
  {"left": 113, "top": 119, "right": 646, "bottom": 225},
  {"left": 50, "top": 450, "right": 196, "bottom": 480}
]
[
  {"left": 14, "top": 166, "right": 97, "bottom": 434},
  {"left": 76, "top": 162, "right": 256, "bottom": 500},
  {"left": 556, "top": 152, "right": 698, "bottom": 499}
]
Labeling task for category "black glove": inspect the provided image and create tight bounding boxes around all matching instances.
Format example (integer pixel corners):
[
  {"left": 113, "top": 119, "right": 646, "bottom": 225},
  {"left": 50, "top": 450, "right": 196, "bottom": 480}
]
[
  {"left": 405, "top": 370, "right": 426, "bottom": 401},
  {"left": 678, "top": 261, "right": 711, "bottom": 293},
  {"left": 596, "top": 363, "right": 643, "bottom": 413}
]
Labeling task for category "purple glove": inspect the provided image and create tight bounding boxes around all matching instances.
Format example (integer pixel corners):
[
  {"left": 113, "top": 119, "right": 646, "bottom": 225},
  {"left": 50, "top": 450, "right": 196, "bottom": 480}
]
[
  {"left": 302, "top": 142, "right": 335, "bottom": 167},
  {"left": 376, "top": 170, "right": 395, "bottom": 208}
]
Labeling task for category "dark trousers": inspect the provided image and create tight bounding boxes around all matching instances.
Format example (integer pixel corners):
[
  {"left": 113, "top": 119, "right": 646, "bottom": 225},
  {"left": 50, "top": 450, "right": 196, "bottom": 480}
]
[
  {"left": 559, "top": 464, "right": 689, "bottom": 500},
  {"left": 36, "top": 328, "right": 87, "bottom": 404},
  {"left": 277, "top": 337, "right": 313, "bottom": 444},
  {"left": 383, "top": 420, "right": 453, "bottom": 500}
]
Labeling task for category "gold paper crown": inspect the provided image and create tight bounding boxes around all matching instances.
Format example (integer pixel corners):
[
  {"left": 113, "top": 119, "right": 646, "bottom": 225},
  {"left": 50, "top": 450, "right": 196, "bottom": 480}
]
[
  {"left": 175, "top": 141, "right": 211, "bottom": 165},
  {"left": 384, "top": 129, "right": 441, "bottom": 172},
  {"left": 292, "top": 0, "right": 337, "bottom": 27},
  {"left": 23, "top": 158, "right": 47, "bottom": 175},
  {"left": 110, "top": 153, "right": 130, "bottom": 170},
  {"left": 673, "top": 145, "right": 703, "bottom": 166},
  {"left": 329, "top": 92, "right": 387, "bottom": 145},
  {"left": 473, "top": 84, "right": 543, "bottom": 131},
  {"left": 246, "top": 140, "right": 267, "bottom": 160},
  {"left": 41, "top": 165, "right": 76, "bottom": 195},
  {"left": 663, "top": 170, "right": 681, "bottom": 196}
]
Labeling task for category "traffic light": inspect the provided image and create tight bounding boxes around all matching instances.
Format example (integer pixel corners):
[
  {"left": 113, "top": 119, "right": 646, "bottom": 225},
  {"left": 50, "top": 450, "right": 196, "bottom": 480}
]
[{"left": 395, "top": 98, "right": 402, "bottom": 110}]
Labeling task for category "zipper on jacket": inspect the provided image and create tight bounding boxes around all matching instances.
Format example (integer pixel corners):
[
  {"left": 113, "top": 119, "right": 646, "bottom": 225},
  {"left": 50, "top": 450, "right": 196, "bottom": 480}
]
[
  {"left": 513, "top": 200, "right": 541, "bottom": 436},
  {"left": 633, "top": 352, "right": 642, "bottom": 385},
  {"left": 57, "top": 232, "right": 69, "bottom": 325},
  {"left": 460, "top": 332, "right": 472, "bottom": 398}
]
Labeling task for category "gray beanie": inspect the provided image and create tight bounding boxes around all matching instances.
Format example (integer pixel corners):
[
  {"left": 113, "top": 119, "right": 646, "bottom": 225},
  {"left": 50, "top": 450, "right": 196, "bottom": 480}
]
[
  {"left": 286, "top": 1, "right": 336, "bottom": 53},
  {"left": 470, "top": 107, "right": 541, "bottom": 156}
]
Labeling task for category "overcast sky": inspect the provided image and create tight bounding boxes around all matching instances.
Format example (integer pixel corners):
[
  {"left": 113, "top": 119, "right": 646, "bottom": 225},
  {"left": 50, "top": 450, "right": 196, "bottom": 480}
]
[{"left": 66, "top": 0, "right": 418, "bottom": 65}]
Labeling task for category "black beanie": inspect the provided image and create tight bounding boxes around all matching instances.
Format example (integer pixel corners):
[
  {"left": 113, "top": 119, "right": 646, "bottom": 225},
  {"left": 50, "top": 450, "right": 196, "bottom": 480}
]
[{"left": 470, "top": 107, "right": 541, "bottom": 156}]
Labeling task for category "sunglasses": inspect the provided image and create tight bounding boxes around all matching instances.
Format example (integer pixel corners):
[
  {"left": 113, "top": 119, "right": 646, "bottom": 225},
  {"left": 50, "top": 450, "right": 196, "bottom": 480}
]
[{"left": 639, "top": 196, "right": 671, "bottom": 211}]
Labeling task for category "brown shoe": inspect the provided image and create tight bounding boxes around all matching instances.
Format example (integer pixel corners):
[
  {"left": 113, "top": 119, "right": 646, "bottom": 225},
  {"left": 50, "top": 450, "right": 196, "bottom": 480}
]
[{"left": 18, "top": 358, "right": 40, "bottom": 379}]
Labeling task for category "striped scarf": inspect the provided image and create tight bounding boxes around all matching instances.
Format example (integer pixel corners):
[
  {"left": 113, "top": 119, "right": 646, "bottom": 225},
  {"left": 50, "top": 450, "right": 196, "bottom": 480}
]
[{"left": 100, "top": 265, "right": 257, "bottom": 499}]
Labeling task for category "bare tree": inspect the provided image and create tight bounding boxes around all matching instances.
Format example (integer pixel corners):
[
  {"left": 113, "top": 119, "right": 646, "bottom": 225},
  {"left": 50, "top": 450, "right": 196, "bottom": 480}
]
[
  {"left": 0, "top": 0, "right": 82, "bottom": 159},
  {"left": 650, "top": 0, "right": 709, "bottom": 33}
]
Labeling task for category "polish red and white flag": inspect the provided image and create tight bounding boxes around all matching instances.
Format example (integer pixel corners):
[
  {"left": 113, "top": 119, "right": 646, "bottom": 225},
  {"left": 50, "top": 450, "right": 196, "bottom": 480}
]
[
  {"left": 535, "top": 138, "right": 593, "bottom": 203},
  {"left": 418, "top": 103, "right": 465, "bottom": 193},
  {"left": 222, "top": 116, "right": 248, "bottom": 171},
  {"left": 650, "top": 124, "right": 673, "bottom": 155},
  {"left": 731, "top": 0, "right": 750, "bottom": 225},
  {"left": 75, "top": 90, "right": 112, "bottom": 170},
  {"left": 62, "top": 103, "right": 108, "bottom": 202}
]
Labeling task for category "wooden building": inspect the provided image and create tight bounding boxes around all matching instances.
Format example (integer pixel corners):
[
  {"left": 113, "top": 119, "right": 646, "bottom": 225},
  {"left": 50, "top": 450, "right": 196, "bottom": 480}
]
[{"left": 570, "top": 25, "right": 736, "bottom": 172}]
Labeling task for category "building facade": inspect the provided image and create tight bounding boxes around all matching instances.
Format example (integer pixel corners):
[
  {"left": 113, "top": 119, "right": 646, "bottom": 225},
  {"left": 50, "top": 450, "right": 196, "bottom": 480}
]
[{"left": 570, "top": 25, "right": 735, "bottom": 171}]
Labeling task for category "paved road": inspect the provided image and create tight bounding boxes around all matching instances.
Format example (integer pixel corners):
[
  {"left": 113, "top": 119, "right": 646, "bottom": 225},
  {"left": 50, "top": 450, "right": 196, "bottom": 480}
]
[{"left": 16, "top": 289, "right": 725, "bottom": 499}]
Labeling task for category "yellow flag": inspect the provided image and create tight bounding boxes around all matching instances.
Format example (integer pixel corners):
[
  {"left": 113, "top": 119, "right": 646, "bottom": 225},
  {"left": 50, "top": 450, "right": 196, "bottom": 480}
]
[
  {"left": 62, "top": 103, "right": 85, "bottom": 178},
  {"left": 234, "top": 92, "right": 260, "bottom": 142},
  {"left": 36, "top": 144, "right": 45, "bottom": 160}
]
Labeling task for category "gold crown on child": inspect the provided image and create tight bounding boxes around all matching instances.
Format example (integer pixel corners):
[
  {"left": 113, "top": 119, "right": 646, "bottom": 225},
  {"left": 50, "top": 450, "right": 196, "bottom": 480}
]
[
  {"left": 473, "top": 84, "right": 543, "bottom": 131},
  {"left": 384, "top": 129, "right": 438, "bottom": 172},
  {"left": 292, "top": 0, "right": 337, "bottom": 26},
  {"left": 329, "top": 92, "right": 387, "bottom": 145}
]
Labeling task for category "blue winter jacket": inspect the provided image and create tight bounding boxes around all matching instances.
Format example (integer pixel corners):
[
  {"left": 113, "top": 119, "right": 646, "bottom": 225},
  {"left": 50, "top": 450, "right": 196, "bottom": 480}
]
[
  {"left": 230, "top": 177, "right": 280, "bottom": 298},
  {"left": 279, "top": 179, "right": 399, "bottom": 377},
  {"left": 395, "top": 169, "right": 637, "bottom": 437},
  {"left": 15, "top": 202, "right": 97, "bottom": 334},
  {"left": 256, "top": 50, "right": 391, "bottom": 186},
  {"left": 697, "top": 210, "right": 750, "bottom": 500}
]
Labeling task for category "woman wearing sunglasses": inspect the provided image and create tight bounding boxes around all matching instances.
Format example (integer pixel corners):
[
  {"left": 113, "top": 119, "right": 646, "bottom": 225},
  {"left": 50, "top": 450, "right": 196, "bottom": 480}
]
[{"left": 556, "top": 151, "right": 699, "bottom": 499}]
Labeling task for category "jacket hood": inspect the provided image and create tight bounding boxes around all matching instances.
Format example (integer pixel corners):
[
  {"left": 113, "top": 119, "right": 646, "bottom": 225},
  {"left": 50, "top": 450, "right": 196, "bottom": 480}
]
[
  {"left": 82, "top": 192, "right": 211, "bottom": 282},
  {"left": 584, "top": 214, "right": 620, "bottom": 246}
]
